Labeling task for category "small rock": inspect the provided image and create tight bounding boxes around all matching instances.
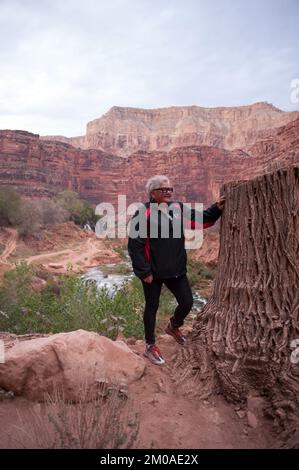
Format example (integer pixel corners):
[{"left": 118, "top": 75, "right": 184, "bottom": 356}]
[
  {"left": 148, "top": 397, "right": 159, "bottom": 406},
  {"left": 247, "top": 410, "right": 258, "bottom": 428},
  {"left": 33, "top": 403, "right": 42, "bottom": 414},
  {"left": 236, "top": 410, "right": 246, "bottom": 419},
  {"left": 0, "top": 388, "right": 14, "bottom": 400},
  {"left": 155, "top": 378, "right": 165, "bottom": 393},
  {"left": 118, "top": 387, "right": 129, "bottom": 399},
  {"left": 126, "top": 338, "right": 136, "bottom": 345}
]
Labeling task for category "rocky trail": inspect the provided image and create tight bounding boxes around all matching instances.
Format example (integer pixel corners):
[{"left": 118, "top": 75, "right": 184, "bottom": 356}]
[
  {"left": 0, "top": 224, "right": 121, "bottom": 276},
  {"left": 0, "top": 228, "right": 18, "bottom": 265},
  {"left": 25, "top": 237, "right": 112, "bottom": 272},
  {"left": 129, "top": 334, "right": 278, "bottom": 449}
]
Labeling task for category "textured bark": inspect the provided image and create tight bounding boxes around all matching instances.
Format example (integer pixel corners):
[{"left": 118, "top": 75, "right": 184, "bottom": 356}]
[{"left": 173, "top": 166, "right": 299, "bottom": 438}]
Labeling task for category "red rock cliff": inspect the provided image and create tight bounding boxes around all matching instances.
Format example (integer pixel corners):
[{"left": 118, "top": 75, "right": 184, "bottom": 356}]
[{"left": 1, "top": 116, "right": 298, "bottom": 206}]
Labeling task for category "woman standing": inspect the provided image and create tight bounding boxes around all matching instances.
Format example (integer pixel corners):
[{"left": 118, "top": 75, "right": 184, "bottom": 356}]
[{"left": 128, "top": 175, "right": 225, "bottom": 365}]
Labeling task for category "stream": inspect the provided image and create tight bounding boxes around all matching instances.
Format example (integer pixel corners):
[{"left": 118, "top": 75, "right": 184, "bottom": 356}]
[{"left": 82, "top": 253, "right": 207, "bottom": 312}]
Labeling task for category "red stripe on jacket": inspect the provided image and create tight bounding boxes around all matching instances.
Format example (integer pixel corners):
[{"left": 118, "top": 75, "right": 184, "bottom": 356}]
[
  {"left": 144, "top": 206, "right": 151, "bottom": 262},
  {"left": 189, "top": 220, "right": 215, "bottom": 229}
]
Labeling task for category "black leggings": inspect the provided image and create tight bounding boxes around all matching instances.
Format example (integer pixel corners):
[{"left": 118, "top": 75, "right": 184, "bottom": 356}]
[{"left": 141, "top": 274, "right": 194, "bottom": 344}]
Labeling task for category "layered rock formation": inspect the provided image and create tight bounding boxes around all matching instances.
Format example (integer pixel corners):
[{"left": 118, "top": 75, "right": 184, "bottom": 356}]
[
  {"left": 242, "top": 117, "right": 299, "bottom": 176},
  {"left": 1, "top": 115, "right": 299, "bottom": 206},
  {"left": 0, "top": 129, "right": 120, "bottom": 201},
  {"left": 42, "top": 102, "right": 299, "bottom": 157},
  {"left": 0, "top": 129, "right": 251, "bottom": 205}
]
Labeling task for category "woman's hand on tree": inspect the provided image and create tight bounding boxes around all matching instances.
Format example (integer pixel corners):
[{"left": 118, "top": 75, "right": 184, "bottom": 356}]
[{"left": 216, "top": 196, "right": 226, "bottom": 211}]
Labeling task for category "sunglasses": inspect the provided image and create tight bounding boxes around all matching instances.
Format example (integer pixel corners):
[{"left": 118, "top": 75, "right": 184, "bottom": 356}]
[{"left": 153, "top": 187, "right": 174, "bottom": 194}]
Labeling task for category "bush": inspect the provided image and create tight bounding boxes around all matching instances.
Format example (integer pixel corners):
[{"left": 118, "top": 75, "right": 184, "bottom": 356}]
[
  {"left": 0, "top": 186, "right": 41, "bottom": 235},
  {"left": 113, "top": 245, "right": 128, "bottom": 261},
  {"left": 0, "top": 262, "right": 145, "bottom": 338},
  {"left": 0, "top": 257, "right": 215, "bottom": 338},
  {"left": 187, "top": 258, "right": 216, "bottom": 284},
  {"left": 54, "top": 190, "right": 100, "bottom": 226},
  {"left": 0, "top": 187, "right": 70, "bottom": 235},
  {"left": 33, "top": 199, "right": 70, "bottom": 225},
  {"left": 0, "top": 186, "right": 22, "bottom": 226},
  {"left": 11, "top": 383, "right": 140, "bottom": 449},
  {"left": 0, "top": 187, "right": 98, "bottom": 233},
  {"left": 13, "top": 200, "right": 42, "bottom": 236}
]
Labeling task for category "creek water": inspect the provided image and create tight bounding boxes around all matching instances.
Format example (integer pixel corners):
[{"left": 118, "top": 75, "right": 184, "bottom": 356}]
[{"left": 82, "top": 255, "right": 207, "bottom": 312}]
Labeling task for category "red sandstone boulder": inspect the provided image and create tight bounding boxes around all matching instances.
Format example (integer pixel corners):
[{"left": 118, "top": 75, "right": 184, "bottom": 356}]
[{"left": 0, "top": 329, "right": 145, "bottom": 401}]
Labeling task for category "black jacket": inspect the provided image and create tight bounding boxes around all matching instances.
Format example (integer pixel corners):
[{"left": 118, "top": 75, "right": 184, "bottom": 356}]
[{"left": 128, "top": 200, "right": 222, "bottom": 280}]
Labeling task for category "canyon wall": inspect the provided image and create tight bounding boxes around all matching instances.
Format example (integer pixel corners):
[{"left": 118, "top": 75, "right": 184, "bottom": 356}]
[
  {"left": 1, "top": 116, "right": 299, "bottom": 207},
  {"left": 42, "top": 102, "right": 299, "bottom": 157}
]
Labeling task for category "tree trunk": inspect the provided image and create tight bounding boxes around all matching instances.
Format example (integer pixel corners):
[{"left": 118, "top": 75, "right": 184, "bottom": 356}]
[{"left": 173, "top": 166, "right": 299, "bottom": 439}]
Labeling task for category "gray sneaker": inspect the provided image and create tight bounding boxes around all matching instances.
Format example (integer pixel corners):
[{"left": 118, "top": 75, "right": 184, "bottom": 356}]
[{"left": 143, "top": 344, "right": 165, "bottom": 365}]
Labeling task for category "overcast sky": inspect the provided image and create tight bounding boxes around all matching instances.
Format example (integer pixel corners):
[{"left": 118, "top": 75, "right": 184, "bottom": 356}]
[{"left": 0, "top": 0, "right": 298, "bottom": 136}]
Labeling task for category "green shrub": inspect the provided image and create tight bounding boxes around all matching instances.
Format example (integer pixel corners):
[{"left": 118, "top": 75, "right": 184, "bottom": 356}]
[
  {"left": 54, "top": 190, "right": 100, "bottom": 226},
  {"left": 0, "top": 186, "right": 22, "bottom": 226},
  {"left": 187, "top": 257, "right": 216, "bottom": 284},
  {"left": 113, "top": 245, "right": 128, "bottom": 261},
  {"left": 115, "top": 263, "right": 131, "bottom": 275},
  {"left": 0, "top": 262, "right": 145, "bottom": 338},
  {"left": 0, "top": 186, "right": 70, "bottom": 235},
  {"left": 32, "top": 199, "right": 70, "bottom": 225},
  {"left": 0, "top": 257, "right": 215, "bottom": 338}
]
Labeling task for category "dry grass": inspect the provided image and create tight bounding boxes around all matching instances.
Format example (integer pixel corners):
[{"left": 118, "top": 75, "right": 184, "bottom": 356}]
[{"left": 9, "top": 381, "right": 140, "bottom": 449}]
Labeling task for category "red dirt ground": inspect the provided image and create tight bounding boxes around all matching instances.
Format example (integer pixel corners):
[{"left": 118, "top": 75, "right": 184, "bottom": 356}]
[{"left": 0, "top": 329, "right": 279, "bottom": 449}]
